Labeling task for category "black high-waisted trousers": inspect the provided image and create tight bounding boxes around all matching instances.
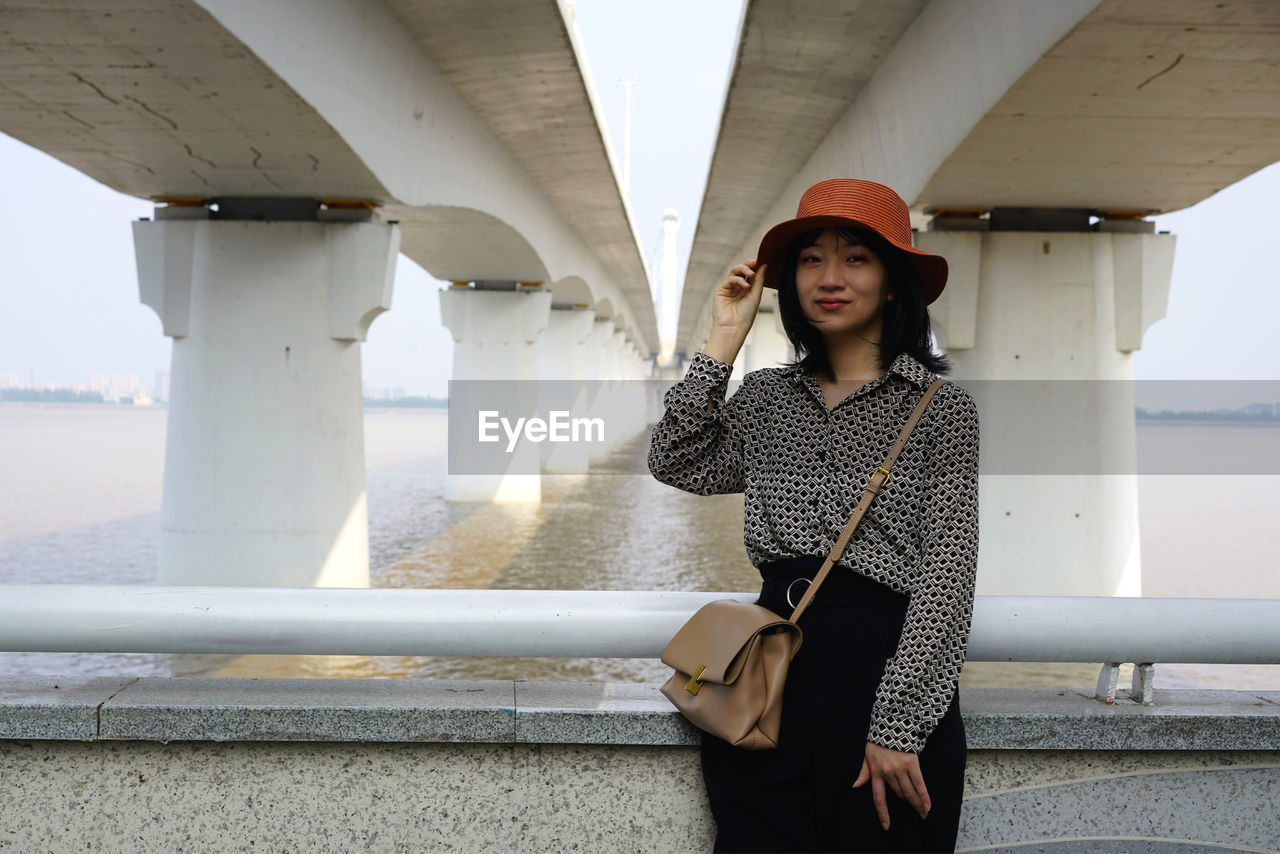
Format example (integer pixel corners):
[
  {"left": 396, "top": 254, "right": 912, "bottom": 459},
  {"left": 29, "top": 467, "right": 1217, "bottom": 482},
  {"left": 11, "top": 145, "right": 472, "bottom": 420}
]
[{"left": 700, "top": 556, "right": 966, "bottom": 853}]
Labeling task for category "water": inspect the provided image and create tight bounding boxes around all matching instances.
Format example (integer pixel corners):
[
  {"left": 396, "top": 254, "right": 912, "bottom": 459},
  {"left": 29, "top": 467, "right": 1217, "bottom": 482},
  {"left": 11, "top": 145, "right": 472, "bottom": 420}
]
[{"left": 1, "top": 403, "right": 1277, "bottom": 691}]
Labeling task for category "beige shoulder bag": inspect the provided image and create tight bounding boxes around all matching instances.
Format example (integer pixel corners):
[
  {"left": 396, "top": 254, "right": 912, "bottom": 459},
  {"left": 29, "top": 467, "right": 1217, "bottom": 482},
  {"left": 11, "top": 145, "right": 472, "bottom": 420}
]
[{"left": 660, "top": 379, "right": 949, "bottom": 749}]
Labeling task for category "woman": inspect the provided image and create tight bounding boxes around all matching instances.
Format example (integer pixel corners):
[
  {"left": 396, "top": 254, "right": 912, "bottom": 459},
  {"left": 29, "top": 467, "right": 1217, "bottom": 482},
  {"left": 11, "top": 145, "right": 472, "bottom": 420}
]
[{"left": 648, "top": 179, "right": 979, "bottom": 852}]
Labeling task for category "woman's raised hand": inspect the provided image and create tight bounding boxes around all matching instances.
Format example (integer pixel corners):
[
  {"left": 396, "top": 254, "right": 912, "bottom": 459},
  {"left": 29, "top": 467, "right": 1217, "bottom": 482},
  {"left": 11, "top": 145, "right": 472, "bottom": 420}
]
[
  {"left": 703, "top": 261, "right": 766, "bottom": 365},
  {"left": 853, "top": 740, "right": 931, "bottom": 831}
]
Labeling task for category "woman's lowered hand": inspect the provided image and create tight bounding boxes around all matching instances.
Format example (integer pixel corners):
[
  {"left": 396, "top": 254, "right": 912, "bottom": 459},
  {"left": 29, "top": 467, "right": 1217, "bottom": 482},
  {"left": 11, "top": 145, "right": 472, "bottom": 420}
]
[
  {"left": 853, "top": 740, "right": 930, "bottom": 830},
  {"left": 703, "top": 261, "right": 766, "bottom": 365}
]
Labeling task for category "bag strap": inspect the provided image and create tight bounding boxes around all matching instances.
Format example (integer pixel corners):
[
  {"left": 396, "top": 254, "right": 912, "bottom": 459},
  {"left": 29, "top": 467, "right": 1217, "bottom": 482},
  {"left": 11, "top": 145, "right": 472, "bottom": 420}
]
[{"left": 786, "top": 378, "right": 950, "bottom": 624}]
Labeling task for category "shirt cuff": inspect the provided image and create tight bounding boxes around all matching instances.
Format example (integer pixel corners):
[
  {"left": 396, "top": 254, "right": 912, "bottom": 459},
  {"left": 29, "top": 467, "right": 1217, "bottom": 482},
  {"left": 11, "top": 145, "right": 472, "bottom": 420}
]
[
  {"left": 661, "top": 351, "right": 734, "bottom": 416},
  {"left": 866, "top": 707, "right": 929, "bottom": 755},
  {"left": 688, "top": 351, "right": 734, "bottom": 377}
]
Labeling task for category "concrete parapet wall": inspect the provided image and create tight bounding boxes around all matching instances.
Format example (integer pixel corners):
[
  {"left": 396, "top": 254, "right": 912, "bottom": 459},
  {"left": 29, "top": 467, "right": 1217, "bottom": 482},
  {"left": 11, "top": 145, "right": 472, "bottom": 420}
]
[{"left": 1, "top": 678, "right": 1277, "bottom": 852}]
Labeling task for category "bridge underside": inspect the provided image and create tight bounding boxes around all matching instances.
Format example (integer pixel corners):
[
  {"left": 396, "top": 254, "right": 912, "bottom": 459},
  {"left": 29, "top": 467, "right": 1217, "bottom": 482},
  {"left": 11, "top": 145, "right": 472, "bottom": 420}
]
[
  {"left": 0, "top": 0, "right": 655, "bottom": 349},
  {"left": 918, "top": 0, "right": 1280, "bottom": 213},
  {"left": 681, "top": 0, "right": 1280, "bottom": 350}
]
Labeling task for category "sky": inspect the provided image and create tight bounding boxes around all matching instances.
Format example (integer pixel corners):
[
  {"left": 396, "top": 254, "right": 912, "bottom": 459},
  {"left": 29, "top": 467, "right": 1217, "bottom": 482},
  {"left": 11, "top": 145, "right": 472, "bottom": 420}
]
[{"left": 1, "top": 0, "right": 1277, "bottom": 401}]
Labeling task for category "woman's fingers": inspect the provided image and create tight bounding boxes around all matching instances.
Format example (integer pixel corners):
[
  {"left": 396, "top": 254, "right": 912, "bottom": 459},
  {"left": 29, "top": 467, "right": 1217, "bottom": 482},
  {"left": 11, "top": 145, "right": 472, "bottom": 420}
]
[
  {"left": 717, "top": 264, "right": 756, "bottom": 299},
  {"left": 908, "top": 763, "right": 932, "bottom": 817},
  {"left": 724, "top": 262, "right": 764, "bottom": 293},
  {"left": 711, "top": 261, "right": 766, "bottom": 338},
  {"left": 852, "top": 758, "right": 871, "bottom": 788},
  {"left": 870, "top": 775, "right": 891, "bottom": 831},
  {"left": 859, "top": 741, "right": 931, "bottom": 827},
  {"left": 884, "top": 774, "right": 904, "bottom": 802},
  {"left": 895, "top": 769, "right": 928, "bottom": 820}
]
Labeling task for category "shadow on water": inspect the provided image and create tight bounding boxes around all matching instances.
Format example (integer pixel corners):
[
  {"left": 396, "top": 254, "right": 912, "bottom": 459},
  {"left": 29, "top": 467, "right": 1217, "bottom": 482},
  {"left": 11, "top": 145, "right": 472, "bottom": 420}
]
[
  {"left": 184, "top": 430, "right": 762, "bottom": 683},
  {"left": 326, "top": 429, "right": 758, "bottom": 684}
]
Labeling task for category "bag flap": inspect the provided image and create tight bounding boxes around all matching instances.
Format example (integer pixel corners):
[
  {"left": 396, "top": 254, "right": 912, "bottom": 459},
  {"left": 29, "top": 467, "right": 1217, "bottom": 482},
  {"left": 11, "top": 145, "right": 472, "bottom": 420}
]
[{"left": 661, "top": 599, "right": 802, "bottom": 684}]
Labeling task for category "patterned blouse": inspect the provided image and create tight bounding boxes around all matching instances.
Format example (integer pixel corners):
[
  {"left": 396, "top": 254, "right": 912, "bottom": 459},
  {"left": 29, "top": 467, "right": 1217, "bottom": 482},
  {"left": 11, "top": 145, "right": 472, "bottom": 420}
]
[{"left": 648, "top": 350, "right": 980, "bottom": 754}]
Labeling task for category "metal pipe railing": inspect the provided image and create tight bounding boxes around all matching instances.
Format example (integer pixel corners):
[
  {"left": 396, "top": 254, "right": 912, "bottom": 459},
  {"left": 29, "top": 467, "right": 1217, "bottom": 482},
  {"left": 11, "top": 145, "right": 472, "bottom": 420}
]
[{"left": 0, "top": 585, "right": 1278, "bottom": 663}]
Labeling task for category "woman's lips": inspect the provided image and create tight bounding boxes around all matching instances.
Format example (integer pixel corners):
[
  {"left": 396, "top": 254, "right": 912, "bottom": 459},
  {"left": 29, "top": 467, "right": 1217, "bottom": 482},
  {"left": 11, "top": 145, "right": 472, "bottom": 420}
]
[{"left": 815, "top": 299, "right": 848, "bottom": 310}]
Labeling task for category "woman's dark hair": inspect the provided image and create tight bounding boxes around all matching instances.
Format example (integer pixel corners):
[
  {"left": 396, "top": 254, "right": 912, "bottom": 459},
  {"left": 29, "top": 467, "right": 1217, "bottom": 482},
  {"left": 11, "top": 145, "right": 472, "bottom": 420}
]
[{"left": 775, "top": 227, "right": 951, "bottom": 379}]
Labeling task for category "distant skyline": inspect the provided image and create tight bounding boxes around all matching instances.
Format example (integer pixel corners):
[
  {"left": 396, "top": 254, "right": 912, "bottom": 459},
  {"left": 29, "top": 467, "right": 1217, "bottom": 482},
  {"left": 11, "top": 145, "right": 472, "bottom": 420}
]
[{"left": 1, "top": 1, "right": 1278, "bottom": 400}]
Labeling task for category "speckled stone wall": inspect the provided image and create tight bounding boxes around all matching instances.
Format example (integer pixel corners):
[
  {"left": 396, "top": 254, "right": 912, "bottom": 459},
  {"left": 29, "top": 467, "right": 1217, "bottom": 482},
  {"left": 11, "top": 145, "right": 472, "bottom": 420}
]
[
  {"left": 0, "top": 740, "right": 714, "bottom": 852},
  {"left": 2, "top": 742, "right": 1278, "bottom": 852},
  {"left": 2, "top": 679, "right": 1278, "bottom": 851}
]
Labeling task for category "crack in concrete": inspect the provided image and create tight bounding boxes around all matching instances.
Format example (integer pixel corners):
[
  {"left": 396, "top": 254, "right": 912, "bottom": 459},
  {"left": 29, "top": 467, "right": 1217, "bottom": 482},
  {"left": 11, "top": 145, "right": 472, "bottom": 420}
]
[
  {"left": 69, "top": 72, "right": 118, "bottom": 105},
  {"left": 249, "top": 146, "right": 283, "bottom": 189},
  {"left": 1137, "top": 53, "right": 1184, "bottom": 90},
  {"left": 123, "top": 94, "right": 179, "bottom": 130},
  {"left": 96, "top": 678, "right": 140, "bottom": 739},
  {"left": 103, "top": 152, "right": 156, "bottom": 175},
  {"left": 307, "top": 153, "right": 319, "bottom": 173},
  {"left": 189, "top": 168, "right": 212, "bottom": 188},
  {"left": 62, "top": 110, "right": 95, "bottom": 130},
  {"left": 184, "top": 143, "right": 217, "bottom": 169}
]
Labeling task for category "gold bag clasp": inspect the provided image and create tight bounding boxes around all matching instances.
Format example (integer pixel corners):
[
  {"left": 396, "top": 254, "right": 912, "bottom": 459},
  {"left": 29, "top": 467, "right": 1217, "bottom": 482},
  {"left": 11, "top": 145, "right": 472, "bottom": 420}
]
[{"left": 686, "top": 665, "right": 706, "bottom": 695}]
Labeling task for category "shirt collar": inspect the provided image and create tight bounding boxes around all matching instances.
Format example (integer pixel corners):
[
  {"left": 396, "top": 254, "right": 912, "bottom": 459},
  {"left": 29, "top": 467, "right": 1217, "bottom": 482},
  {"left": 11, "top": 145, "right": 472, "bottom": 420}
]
[
  {"left": 886, "top": 351, "right": 936, "bottom": 391},
  {"left": 783, "top": 351, "right": 935, "bottom": 391}
]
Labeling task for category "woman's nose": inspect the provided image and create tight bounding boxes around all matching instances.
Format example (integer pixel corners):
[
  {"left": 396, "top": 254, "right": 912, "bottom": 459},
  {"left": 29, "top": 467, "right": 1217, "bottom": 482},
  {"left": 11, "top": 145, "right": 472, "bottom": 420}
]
[{"left": 818, "top": 259, "right": 843, "bottom": 286}]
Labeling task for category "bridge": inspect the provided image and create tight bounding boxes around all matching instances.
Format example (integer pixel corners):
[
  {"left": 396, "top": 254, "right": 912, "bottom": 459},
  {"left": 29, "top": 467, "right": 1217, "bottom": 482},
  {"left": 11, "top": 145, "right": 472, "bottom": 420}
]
[
  {"left": 5, "top": 1, "right": 1277, "bottom": 593},
  {"left": 4, "top": 0, "right": 660, "bottom": 584}
]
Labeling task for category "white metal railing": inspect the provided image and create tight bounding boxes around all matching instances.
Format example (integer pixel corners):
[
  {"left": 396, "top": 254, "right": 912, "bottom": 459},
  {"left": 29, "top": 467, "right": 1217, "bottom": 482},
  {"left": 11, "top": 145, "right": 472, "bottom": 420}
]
[{"left": 0, "top": 585, "right": 1278, "bottom": 664}]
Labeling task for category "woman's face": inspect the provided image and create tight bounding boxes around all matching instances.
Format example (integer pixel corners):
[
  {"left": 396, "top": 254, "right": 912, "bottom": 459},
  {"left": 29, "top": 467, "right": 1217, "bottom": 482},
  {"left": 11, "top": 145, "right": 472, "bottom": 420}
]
[{"left": 794, "top": 229, "right": 891, "bottom": 343}]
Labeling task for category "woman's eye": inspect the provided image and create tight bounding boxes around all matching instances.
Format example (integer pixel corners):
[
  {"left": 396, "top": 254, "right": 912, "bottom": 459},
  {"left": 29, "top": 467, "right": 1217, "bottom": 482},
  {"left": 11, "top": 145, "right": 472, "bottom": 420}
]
[{"left": 847, "top": 254, "right": 868, "bottom": 263}]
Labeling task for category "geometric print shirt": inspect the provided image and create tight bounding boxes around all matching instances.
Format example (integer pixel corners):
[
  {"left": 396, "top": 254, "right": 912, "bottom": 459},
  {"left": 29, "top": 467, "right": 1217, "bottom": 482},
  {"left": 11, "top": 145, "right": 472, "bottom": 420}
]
[{"left": 648, "top": 350, "right": 980, "bottom": 754}]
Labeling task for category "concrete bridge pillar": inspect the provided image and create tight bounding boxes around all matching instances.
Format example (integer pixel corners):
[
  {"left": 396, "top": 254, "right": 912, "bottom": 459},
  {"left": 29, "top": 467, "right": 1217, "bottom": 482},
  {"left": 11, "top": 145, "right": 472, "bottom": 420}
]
[
  {"left": 439, "top": 283, "right": 552, "bottom": 502},
  {"left": 607, "top": 330, "right": 649, "bottom": 448},
  {"left": 585, "top": 319, "right": 617, "bottom": 466},
  {"left": 537, "top": 307, "right": 596, "bottom": 475},
  {"left": 132, "top": 206, "right": 399, "bottom": 587},
  {"left": 583, "top": 317, "right": 614, "bottom": 377},
  {"left": 621, "top": 341, "right": 649, "bottom": 444},
  {"left": 920, "top": 222, "right": 1175, "bottom": 597},
  {"left": 536, "top": 306, "right": 595, "bottom": 380}
]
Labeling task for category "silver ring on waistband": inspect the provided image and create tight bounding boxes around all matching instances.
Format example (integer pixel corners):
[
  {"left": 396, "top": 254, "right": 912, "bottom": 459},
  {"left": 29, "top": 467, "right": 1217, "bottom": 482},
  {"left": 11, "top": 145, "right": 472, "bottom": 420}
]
[{"left": 785, "top": 577, "right": 813, "bottom": 609}]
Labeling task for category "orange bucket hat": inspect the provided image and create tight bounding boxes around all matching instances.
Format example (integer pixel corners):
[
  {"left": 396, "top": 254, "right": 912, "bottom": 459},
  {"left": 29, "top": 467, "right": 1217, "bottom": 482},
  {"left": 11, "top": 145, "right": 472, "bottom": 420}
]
[{"left": 756, "top": 178, "right": 948, "bottom": 304}]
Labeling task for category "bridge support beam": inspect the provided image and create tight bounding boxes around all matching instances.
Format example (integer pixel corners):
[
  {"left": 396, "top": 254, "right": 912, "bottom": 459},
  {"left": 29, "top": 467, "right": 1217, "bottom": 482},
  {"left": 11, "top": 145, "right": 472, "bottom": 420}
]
[
  {"left": 439, "top": 284, "right": 552, "bottom": 502},
  {"left": 537, "top": 307, "right": 596, "bottom": 475},
  {"left": 585, "top": 319, "right": 618, "bottom": 466},
  {"left": 921, "top": 226, "right": 1175, "bottom": 597},
  {"left": 607, "top": 332, "right": 652, "bottom": 450},
  {"left": 133, "top": 210, "right": 399, "bottom": 587}
]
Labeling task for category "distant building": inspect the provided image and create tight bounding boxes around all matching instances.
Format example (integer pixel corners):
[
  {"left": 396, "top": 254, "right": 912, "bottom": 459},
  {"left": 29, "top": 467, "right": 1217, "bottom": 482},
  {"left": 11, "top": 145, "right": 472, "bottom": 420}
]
[
  {"left": 121, "top": 389, "right": 154, "bottom": 406},
  {"left": 154, "top": 371, "right": 170, "bottom": 403},
  {"left": 90, "top": 374, "right": 142, "bottom": 403},
  {"left": 0, "top": 372, "right": 19, "bottom": 389},
  {"left": 362, "top": 383, "right": 408, "bottom": 401}
]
